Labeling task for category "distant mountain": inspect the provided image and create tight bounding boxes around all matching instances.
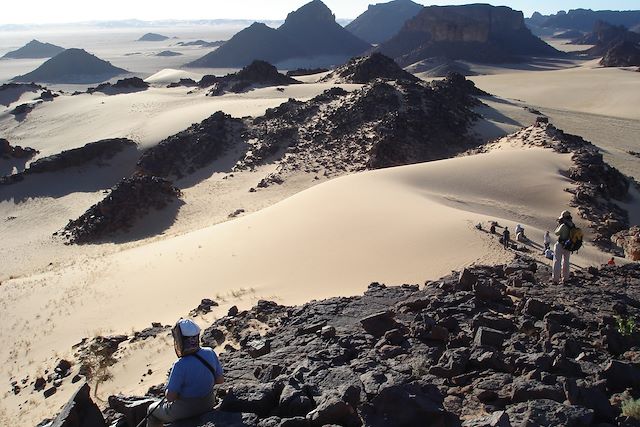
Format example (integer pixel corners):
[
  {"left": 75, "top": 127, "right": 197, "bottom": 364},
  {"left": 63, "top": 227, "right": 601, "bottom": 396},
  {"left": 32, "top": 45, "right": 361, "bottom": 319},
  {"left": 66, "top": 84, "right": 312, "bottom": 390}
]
[
  {"left": 186, "top": 0, "right": 370, "bottom": 68},
  {"left": 138, "top": 33, "right": 169, "bottom": 41},
  {"left": 13, "top": 48, "right": 128, "bottom": 84},
  {"left": 175, "top": 40, "right": 225, "bottom": 48},
  {"left": 377, "top": 4, "right": 560, "bottom": 66},
  {"left": 345, "top": 0, "right": 424, "bottom": 45},
  {"left": 1, "top": 39, "right": 65, "bottom": 59},
  {"left": 156, "top": 50, "right": 182, "bottom": 57},
  {"left": 574, "top": 21, "right": 640, "bottom": 67},
  {"left": 533, "top": 9, "right": 640, "bottom": 32}
]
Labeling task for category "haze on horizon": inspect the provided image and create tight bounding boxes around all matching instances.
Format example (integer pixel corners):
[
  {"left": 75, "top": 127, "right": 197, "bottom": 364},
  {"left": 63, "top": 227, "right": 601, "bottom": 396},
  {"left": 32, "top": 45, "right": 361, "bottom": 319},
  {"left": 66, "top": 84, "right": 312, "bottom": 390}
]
[{"left": 2, "top": 0, "right": 640, "bottom": 25}]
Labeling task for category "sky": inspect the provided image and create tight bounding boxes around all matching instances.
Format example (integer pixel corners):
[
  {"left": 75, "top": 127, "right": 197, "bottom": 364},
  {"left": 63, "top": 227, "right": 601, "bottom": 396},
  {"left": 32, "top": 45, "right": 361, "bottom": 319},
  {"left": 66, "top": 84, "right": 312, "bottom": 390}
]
[{"left": 1, "top": 0, "right": 639, "bottom": 25}]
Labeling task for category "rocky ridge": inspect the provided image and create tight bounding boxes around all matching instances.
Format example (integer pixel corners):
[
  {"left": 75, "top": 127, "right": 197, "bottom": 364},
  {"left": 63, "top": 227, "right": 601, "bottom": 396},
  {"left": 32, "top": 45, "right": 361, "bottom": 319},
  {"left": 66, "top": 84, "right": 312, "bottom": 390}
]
[
  {"left": 345, "top": 0, "right": 425, "bottom": 45},
  {"left": 58, "top": 175, "right": 181, "bottom": 244},
  {"left": 236, "top": 72, "right": 485, "bottom": 188},
  {"left": 0, "top": 138, "right": 38, "bottom": 160},
  {"left": 492, "top": 118, "right": 632, "bottom": 254},
  {"left": 0, "top": 138, "right": 136, "bottom": 185},
  {"left": 575, "top": 21, "right": 640, "bottom": 67},
  {"left": 45, "top": 258, "right": 640, "bottom": 426},
  {"left": 202, "top": 61, "right": 301, "bottom": 96},
  {"left": 136, "top": 111, "right": 247, "bottom": 179},
  {"left": 87, "top": 77, "right": 150, "bottom": 94},
  {"left": 320, "top": 53, "right": 419, "bottom": 84}
]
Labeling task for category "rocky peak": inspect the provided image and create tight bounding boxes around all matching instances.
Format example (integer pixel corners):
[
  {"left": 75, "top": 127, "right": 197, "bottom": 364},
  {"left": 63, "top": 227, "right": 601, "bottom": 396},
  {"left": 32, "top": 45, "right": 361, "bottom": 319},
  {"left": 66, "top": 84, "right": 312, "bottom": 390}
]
[
  {"left": 281, "top": 0, "right": 335, "bottom": 29},
  {"left": 320, "top": 53, "right": 419, "bottom": 83}
]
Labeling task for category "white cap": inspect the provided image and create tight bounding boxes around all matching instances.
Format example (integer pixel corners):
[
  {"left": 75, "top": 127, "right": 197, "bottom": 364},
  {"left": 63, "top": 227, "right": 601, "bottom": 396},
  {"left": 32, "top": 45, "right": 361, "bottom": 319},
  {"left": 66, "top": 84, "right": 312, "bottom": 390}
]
[{"left": 177, "top": 319, "right": 201, "bottom": 337}]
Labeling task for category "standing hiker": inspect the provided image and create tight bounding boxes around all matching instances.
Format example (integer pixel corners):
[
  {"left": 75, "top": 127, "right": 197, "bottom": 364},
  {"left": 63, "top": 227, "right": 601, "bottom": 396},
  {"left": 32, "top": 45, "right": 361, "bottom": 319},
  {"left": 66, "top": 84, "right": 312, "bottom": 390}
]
[
  {"left": 147, "top": 319, "right": 224, "bottom": 427},
  {"left": 502, "top": 227, "right": 510, "bottom": 249},
  {"left": 552, "top": 210, "right": 579, "bottom": 284}
]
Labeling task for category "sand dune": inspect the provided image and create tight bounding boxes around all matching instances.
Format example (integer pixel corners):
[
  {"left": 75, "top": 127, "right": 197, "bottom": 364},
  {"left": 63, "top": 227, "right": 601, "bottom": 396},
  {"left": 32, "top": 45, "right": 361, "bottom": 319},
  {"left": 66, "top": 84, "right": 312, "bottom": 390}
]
[{"left": 1, "top": 144, "right": 595, "bottom": 423}]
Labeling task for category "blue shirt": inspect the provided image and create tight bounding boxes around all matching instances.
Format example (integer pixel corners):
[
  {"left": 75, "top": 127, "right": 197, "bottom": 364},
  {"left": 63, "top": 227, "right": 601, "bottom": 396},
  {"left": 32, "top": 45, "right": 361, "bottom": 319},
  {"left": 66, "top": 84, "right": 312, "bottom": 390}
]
[{"left": 166, "top": 347, "right": 223, "bottom": 399}]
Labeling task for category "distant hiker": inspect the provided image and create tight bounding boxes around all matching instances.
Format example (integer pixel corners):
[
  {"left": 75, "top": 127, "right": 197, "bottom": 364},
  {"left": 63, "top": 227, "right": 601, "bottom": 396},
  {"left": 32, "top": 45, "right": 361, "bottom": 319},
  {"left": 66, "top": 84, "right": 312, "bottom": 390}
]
[
  {"left": 490, "top": 223, "right": 496, "bottom": 234},
  {"left": 552, "top": 210, "right": 583, "bottom": 283},
  {"left": 515, "top": 224, "right": 524, "bottom": 236},
  {"left": 543, "top": 231, "right": 551, "bottom": 251},
  {"left": 147, "top": 319, "right": 224, "bottom": 427},
  {"left": 476, "top": 222, "right": 483, "bottom": 230},
  {"left": 607, "top": 257, "right": 616, "bottom": 266},
  {"left": 502, "top": 227, "right": 510, "bottom": 249}
]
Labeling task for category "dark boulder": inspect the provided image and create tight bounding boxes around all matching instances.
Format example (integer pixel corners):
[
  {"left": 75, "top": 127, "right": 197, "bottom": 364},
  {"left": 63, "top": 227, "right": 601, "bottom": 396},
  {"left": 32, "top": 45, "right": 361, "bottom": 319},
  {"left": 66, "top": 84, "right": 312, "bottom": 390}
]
[{"left": 48, "top": 383, "right": 105, "bottom": 427}]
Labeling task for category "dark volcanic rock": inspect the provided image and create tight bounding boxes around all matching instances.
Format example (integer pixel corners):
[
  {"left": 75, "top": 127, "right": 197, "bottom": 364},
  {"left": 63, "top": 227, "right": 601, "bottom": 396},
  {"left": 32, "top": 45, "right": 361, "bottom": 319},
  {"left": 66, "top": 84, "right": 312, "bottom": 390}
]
[
  {"left": 237, "top": 72, "right": 484, "bottom": 186},
  {"left": 136, "top": 111, "right": 246, "bottom": 179},
  {"left": 13, "top": 48, "right": 128, "bottom": 84},
  {"left": 377, "top": 4, "right": 560, "bottom": 66},
  {"left": 576, "top": 21, "right": 640, "bottom": 66},
  {"left": 1, "top": 138, "right": 136, "bottom": 185},
  {"left": 1, "top": 39, "right": 65, "bottom": 59},
  {"left": 207, "top": 60, "right": 301, "bottom": 96},
  {"left": 167, "top": 78, "right": 197, "bottom": 88},
  {"left": 345, "top": 0, "right": 425, "bottom": 45},
  {"left": 0, "top": 82, "right": 45, "bottom": 106},
  {"left": 87, "top": 77, "right": 149, "bottom": 94},
  {"left": 48, "top": 383, "right": 106, "bottom": 426},
  {"left": 0, "top": 138, "right": 38, "bottom": 160},
  {"left": 59, "top": 175, "right": 181, "bottom": 244},
  {"left": 91, "top": 260, "right": 640, "bottom": 427},
  {"left": 320, "top": 53, "right": 419, "bottom": 84},
  {"left": 187, "top": 0, "right": 370, "bottom": 68}
]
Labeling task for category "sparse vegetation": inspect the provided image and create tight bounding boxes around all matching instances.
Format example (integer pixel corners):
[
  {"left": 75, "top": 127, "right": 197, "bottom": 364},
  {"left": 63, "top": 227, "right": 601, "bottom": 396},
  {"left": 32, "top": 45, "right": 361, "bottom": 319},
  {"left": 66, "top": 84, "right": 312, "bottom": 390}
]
[
  {"left": 622, "top": 398, "right": 640, "bottom": 419},
  {"left": 616, "top": 315, "right": 637, "bottom": 336},
  {"left": 81, "top": 341, "right": 117, "bottom": 398}
]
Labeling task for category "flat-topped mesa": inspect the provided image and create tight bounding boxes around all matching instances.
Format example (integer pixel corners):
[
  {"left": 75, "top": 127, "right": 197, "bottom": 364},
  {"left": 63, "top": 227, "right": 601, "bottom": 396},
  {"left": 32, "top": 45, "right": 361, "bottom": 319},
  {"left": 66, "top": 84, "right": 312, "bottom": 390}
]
[
  {"left": 320, "top": 53, "right": 419, "bottom": 84},
  {"left": 378, "top": 4, "right": 560, "bottom": 66}
]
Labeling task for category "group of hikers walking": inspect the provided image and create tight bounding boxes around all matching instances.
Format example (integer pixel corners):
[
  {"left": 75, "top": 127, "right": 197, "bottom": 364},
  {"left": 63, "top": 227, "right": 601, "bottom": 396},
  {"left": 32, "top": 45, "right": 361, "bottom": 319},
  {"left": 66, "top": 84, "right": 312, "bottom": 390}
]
[{"left": 486, "top": 209, "right": 585, "bottom": 284}]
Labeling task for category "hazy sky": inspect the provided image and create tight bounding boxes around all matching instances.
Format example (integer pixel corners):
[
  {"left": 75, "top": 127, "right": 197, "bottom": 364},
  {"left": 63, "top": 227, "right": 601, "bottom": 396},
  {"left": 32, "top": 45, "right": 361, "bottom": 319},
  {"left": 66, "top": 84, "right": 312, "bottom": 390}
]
[{"left": 2, "top": 0, "right": 639, "bottom": 25}]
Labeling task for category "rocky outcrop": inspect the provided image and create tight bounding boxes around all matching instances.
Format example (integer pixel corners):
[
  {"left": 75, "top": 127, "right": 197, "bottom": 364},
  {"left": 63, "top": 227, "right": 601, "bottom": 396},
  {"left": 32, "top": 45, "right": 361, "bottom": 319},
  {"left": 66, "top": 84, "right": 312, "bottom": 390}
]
[
  {"left": 138, "top": 33, "right": 169, "bottom": 41},
  {"left": 345, "top": 0, "right": 424, "bottom": 45},
  {"left": 1, "top": 39, "right": 65, "bottom": 59},
  {"left": 87, "top": 77, "right": 149, "bottom": 94},
  {"left": 136, "top": 111, "right": 247, "bottom": 179},
  {"left": 102, "top": 258, "right": 640, "bottom": 426},
  {"left": 320, "top": 53, "right": 419, "bottom": 83},
  {"left": 0, "top": 138, "right": 136, "bottom": 185},
  {"left": 377, "top": 4, "right": 560, "bottom": 66},
  {"left": 205, "top": 61, "right": 301, "bottom": 96},
  {"left": 495, "top": 120, "right": 632, "bottom": 253},
  {"left": 0, "top": 82, "right": 45, "bottom": 106},
  {"left": 0, "top": 138, "right": 38, "bottom": 160},
  {"left": 167, "top": 78, "right": 198, "bottom": 88},
  {"left": 612, "top": 227, "right": 640, "bottom": 261},
  {"left": 601, "top": 40, "right": 640, "bottom": 67},
  {"left": 58, "top": 175, "right": 181, "bottom": 244},
  {"left": 13, "top": 48, "right": 128, "bottom": 84},
  {"left": 156, "top": 50, "right": 182, "bottom": 57},
  {"left": 236, "top": 72, "right": 484, "bottom": 186},
  {"left": 575, "top": 21, "right": 640, "bottom": 66},
  {"left": 187, "top": 0, "right": 370, "bottom": 68},
  {"left": 44, "top": 383, "right": 106, "bottom": 427}
]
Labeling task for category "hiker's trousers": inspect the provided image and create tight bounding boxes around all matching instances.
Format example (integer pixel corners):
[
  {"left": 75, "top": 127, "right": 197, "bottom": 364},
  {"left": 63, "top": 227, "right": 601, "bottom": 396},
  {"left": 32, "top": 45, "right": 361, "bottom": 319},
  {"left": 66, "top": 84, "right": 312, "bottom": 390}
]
[
  {"left": 552, "top": 242, "right": 571, "bottom": 282},
  {"left": 147, "top": 393, "right": 215, "bottom": 427}
]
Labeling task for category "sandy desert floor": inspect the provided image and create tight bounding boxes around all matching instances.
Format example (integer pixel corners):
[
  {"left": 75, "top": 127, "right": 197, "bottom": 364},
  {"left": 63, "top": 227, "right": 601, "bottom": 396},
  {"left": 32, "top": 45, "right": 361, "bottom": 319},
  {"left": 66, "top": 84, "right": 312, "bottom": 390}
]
[{"left": 0, "top": 32, "right": 639, "bottom": 425}]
